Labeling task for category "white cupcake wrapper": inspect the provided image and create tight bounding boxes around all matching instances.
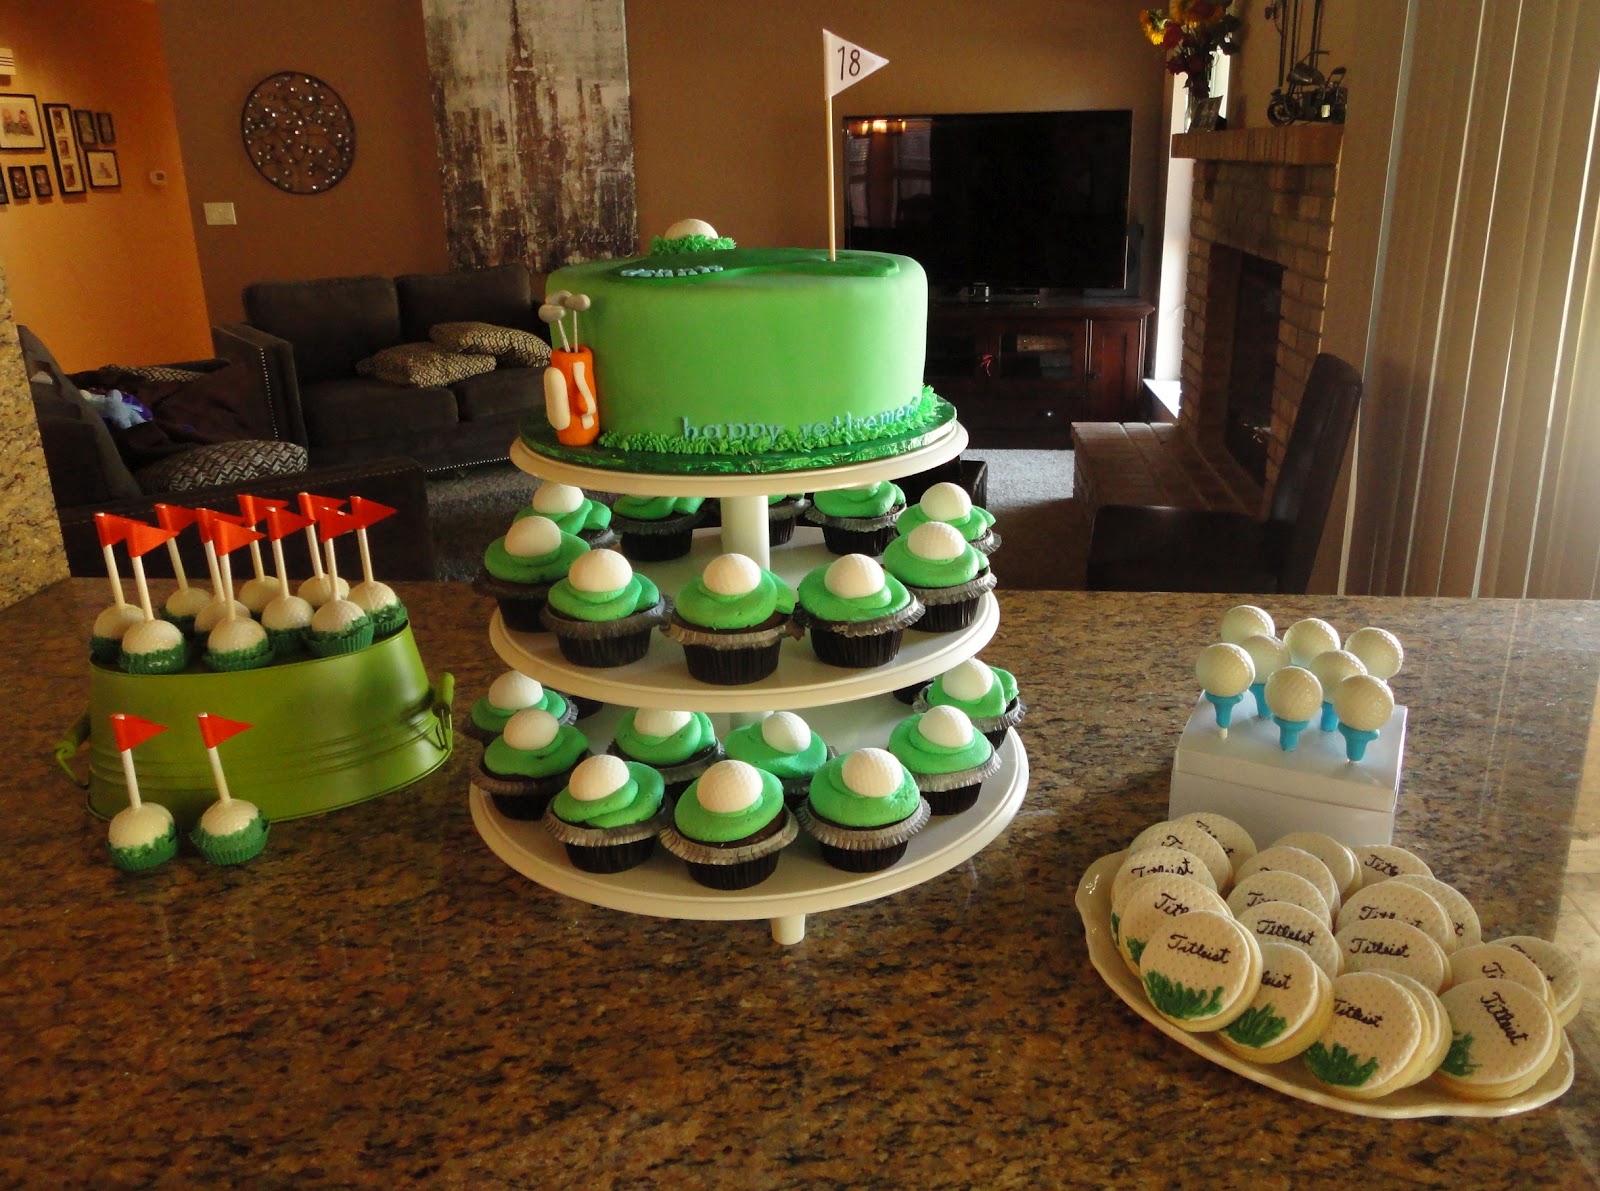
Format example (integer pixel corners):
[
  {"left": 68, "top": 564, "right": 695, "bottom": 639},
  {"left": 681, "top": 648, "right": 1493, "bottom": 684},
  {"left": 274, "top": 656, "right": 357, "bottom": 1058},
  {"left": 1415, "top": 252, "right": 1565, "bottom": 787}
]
[
  {"left": 795, "top": 596, "right": 925, "bottom": 638},
  {"left": 539, "top": 805, "right": 672, "bottom": 848},
  {"left": 796, "top": 797, "right": 931, "bottom": 850},
  {"left": 604, "top": 741, "right": 724, "bottom": 786},
  {"left": 906, "top": 747, "right": 1003, "bottom": 793},
  {"left": 660, "top": 617, "right": 804, "bottom": 649},
  {"left": 904, "top": 569, "right": 997, "bottom": 607},
  {"left": 658, "top": 812, "right": 800, "bottom": 866},
  {"left": 540, "top": 598, "right": 672, "bottom": 638}
]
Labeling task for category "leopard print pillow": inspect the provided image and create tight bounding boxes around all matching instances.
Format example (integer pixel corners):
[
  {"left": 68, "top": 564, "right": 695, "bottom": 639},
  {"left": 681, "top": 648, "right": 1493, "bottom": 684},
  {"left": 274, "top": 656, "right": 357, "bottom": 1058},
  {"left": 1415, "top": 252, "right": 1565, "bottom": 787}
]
[
  {"left": 355, "top": 342, "right": 498, "bottom": 387},
  {"left": 429, "top": 321, "right": 551, "bottom": 369}
]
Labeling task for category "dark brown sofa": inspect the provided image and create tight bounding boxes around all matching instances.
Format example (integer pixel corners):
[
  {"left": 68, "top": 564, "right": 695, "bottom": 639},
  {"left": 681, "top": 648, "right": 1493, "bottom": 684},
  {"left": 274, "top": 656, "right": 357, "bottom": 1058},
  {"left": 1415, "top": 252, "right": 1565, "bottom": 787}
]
[{"left": 217, "top": 264, "right": 550, "bottom": 473}]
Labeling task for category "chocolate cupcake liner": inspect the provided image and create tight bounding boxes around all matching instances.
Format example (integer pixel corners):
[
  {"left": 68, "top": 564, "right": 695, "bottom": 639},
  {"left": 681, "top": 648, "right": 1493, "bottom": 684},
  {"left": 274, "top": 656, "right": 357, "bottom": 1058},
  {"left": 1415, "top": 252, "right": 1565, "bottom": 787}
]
[
  {"left": 605, "top": 741, "right": 722, "bottom": 791},
  {"left": 907, "top": 750, "right": 1002, "bottom": 815},
  {"left": 795, "top": 597, "right": 924, "bottom": 639},
  {"left": 905, "top": 571, "right": 996, "bottom": 633},
  {"left": 474, "top": 571, "right": 556, "bottom": 633},
  {"left": 577, "top": 527, "right": 619, "bottom": 551},
  {"left": 806, "top": 506, "right": 903, "bottom": 557},
  {"left": 563, "top": 835, "right": 656, "bottom": 873},
  {"left": 661, "top": 616, "right": 803, "bottom": 651},
  {"left": 796, "top": 797, "right": 931, "bottom": 852},
  {"left": 808, "top": 625, "right": 905, "bottom": 668},
  {"left": 666, "top": 615, "right": 803, "bottom": 685},
  {"left": 922, "top": 782, "right": 984, "bottom": 816},
  {"left": 471, "top": 763, "right": 539, "bottom": 799},
  {"left": 891, "top": 680, "right": 928, "bottom": 705},
  {"left": 570, "top": 695, "right": 607, "bottom": 720},
  {"left": 491, "top": 789, "right": 561, "bottom": 821},
  {"left": 768, "top": 497, "right": 808, "bottom": 546},
  {"left": 659, "top": 811, "right": 799, "bottom": 868},
  {"left": 540, "top": 805, "right": 672, "bottom": 850},
  {"left": 804, "top": 508, "right": 901, "bottom": 533},
  {"left": 618, "top": 529, "right": 696, "bottom": 562},
  {"left": 542, "top": 598, "right": 671, "bottom": 667}
]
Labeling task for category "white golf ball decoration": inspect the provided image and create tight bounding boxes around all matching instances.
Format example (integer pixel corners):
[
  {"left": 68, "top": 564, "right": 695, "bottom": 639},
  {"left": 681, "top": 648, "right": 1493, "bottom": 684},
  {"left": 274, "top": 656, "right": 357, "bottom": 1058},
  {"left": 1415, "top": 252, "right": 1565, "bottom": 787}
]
[
  {"left": 488, "top": 671, "right": 545, "bottom": 710},
  {"left": 532, "top": 482, "right": 584, "bottom": 516},
  {"left": 942, "top": 659, "right": 996, "bottom": 702},
  {"left": 1220, "top": 604, "right": 1275, "bottom": 645},
  {"left": 906, "top": 521, "right": 967, "bottom": 562},
  {"left": 825, "top": 554, "right": 886, "bottom": 599},
  {"left": 920, "top": 705, "right": 975, "bottom": 748},
  {"left": 569, "top": 754, "right": 630, "bottom": 801},
  {"left": 703, "top": 553, "right": 762, "bottom": 596},
  {"left": 1283, "top": 617, "right": 1342, "bottom": 666},
  {"left": 761, "top": 712, "right": 813, "bottom": 754},
  {"left": 665, "top": 218, "right": 719, "bottom": 240},
  {"left": 634, "top": 708, "right": 692, "bottom": 738},
  {"left": 506, "top": 515, "right": 564, "bottom": 558},
  {"left": 1195, "top": 642, "right": 1255, "bottom": 736},
  {"left": 569, "top": 549, "right": 632, "bottom": 593},
  {"left": 842, "top": 748, "right": 904, "bottom": 798},
  {"left": 696, "top": 760, "right": 763, "bottom": 813},
  {"left": 1346, "top": 627, "right": 1404, "bottom": 681},
  {"left": 920, "top": 482, "right": 973, "bottom": 522},
  {"left": 1333, "top": 674, "right": 1396, "bottom": 762},
  {"left": 1265, "top": 665, "right": 1324, "bottom": 750},
  {"left": 505, "top": 708, "right": 561, "bottom": 751}
]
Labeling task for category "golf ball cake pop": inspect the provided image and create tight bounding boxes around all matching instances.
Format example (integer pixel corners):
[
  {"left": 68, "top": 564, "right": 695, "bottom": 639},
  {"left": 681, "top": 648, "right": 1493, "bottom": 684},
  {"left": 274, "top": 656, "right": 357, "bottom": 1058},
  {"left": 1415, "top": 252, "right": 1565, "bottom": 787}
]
[
  {"left": 237, "top": 572, "right": 283, "bottom": 615},
  {"left": 191, "top": 713, "right": 269, "bottom": 865},
  {"left": 1264, "top": 666, "right": 1323, "bottom": 750},
  {"left": 1307, "top": 649, "right": 1368, "bottom": 731},
  {"left": 119, "top": 617, "right": 189, "bottom": 675},
  {"left": 261, "top": 592, "right": 315, "bottom": 656},
  {"left": 349, "top": 578, "right": 405, "bottom": 635},
  {"left": 194, "top": 595, "right": 251, "bottom": 635},
  {"left": 296, "top": 571, "right": 350, "bottom": 609},
  {"left": 1346, "top": 626, "right": 1404, "bottom": 681},
  {"left": 1283, "top": 617, "right": 1341, "bottom": 667},
  {"left": 1332, "top": 674, "right": 1396, "bottom": 761},
  {"left": 205, "top": 615, "right": 273, "bottom": 672},
  {"left": 91, "top": 602, "right": 145, "bottom": 664},
  {"left": 161, "top": 583, "right": 214, "bottom": 636},
  {"left": 1196, "top": 642, "right": 1255, "bottom": 736},
  {"left": 108, "top": 800, "right": 179, "bottom": 872},
  {"left": 1239, "top": 634, "right": 1290, "bottom": 719},
  {"left": 1219, "top": 604, "right": 1275, "bottom": 645},
  {"left": 307, "top": 596, "right": 373, "bottom": 657}
]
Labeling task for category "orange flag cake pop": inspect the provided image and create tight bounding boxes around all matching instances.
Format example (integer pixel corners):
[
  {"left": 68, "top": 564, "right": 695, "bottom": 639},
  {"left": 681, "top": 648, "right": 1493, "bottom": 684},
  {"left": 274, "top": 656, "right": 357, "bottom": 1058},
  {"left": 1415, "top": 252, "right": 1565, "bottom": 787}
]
[
  {"left": 106, "top": 713, "right": 177, "bottom": 872},
  {"left": 191, "top": 713, "right": 269, "bottom": 864}
]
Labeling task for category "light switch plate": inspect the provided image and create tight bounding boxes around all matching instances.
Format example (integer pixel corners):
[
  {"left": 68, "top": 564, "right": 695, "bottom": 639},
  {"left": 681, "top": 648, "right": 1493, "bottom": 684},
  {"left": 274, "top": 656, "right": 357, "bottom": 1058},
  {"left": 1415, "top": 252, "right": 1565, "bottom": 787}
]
[{"left": 203, "top": 202, "right": 236, "bottom": 226}]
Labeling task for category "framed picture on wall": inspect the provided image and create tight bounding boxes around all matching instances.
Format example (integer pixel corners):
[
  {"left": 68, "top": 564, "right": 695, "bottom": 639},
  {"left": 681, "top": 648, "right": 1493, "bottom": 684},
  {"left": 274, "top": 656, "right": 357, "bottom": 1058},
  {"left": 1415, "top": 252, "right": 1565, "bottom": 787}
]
[
  {"left": 0, "top": 173, "right": 10, "bottom": 203},
  {"left": 85, "top": 148, "right": 120, "bottom": 189},
  {"left": 73, "top": 109, "right": 96, "bottom": 147},
  {"left": 44, "top": 103, "right": 85, "bottom": 195},
  {"left": 0, "top": 94, "right": 44, "bottom": 151},
  {"left": 30, "top": 164, "right": 52, "bottom": 199},
  {"left": 8, "top": 165, "right": 29, "bottom": 199},
  {"left": 95, "top": 112, "right": 115, "bottom": 144}
]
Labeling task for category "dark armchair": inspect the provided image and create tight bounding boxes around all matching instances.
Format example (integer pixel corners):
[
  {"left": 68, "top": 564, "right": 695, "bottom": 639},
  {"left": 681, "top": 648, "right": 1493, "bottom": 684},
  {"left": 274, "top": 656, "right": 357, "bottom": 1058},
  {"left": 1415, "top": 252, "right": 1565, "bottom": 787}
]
[{"left": 1085, "top": 353, "right": 1362, "bottom": 593}]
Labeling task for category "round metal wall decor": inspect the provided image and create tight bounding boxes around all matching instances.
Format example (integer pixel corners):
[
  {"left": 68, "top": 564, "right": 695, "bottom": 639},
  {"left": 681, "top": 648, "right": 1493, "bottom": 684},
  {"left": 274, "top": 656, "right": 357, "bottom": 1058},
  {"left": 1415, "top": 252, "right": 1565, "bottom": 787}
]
[{"left": 240, "top": 71, "right": 356, "bottom": 195}]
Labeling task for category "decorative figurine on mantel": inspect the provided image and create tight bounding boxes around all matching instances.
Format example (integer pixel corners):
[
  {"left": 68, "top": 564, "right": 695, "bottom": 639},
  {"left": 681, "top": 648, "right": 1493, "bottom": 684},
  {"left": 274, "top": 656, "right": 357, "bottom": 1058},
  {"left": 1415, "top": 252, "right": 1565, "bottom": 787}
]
[{"left": 1265, "top": 0, "right": 1348, "bottom": 125}]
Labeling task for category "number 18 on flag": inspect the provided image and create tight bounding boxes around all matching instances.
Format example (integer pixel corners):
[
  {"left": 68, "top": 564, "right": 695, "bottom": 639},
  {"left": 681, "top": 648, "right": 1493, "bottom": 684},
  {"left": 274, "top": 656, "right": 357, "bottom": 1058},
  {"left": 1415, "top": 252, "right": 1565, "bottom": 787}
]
[
  {"left": 824, "top": 29, "right": 888, "bottom": 96},
  {"left": 822, "top": 30, "right": 889, "bottom": 259}
]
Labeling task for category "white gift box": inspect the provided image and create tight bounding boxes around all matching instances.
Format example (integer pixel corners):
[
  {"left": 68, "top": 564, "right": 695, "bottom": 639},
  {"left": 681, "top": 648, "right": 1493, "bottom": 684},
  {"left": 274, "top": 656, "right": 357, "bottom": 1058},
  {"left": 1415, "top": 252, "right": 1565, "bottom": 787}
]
[{"left": 1168, "top": 693, "right": 1406, "bottom": 848}]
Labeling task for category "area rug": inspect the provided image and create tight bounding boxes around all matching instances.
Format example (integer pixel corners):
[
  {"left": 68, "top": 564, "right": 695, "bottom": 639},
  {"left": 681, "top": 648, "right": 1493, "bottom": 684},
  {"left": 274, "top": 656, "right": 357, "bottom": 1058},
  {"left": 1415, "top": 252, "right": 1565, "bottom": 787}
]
[{"left": 426, "top": 448, "right": 1088, "bottom": 589}]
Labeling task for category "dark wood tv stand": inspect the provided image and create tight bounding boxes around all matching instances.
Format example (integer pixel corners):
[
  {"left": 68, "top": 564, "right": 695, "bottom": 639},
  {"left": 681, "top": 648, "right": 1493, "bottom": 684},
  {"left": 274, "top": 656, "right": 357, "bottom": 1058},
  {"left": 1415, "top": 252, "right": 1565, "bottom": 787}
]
[{"left": 927, "top": 295, "right": 1154, "bottom": 449}]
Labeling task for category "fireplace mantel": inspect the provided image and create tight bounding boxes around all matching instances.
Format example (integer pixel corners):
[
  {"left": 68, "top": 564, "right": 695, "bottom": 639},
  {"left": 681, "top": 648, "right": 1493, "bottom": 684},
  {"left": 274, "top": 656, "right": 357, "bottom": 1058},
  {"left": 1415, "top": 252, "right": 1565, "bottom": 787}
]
[{"left": 1171, "top": 125, "right": 1342, "bottom": 165}]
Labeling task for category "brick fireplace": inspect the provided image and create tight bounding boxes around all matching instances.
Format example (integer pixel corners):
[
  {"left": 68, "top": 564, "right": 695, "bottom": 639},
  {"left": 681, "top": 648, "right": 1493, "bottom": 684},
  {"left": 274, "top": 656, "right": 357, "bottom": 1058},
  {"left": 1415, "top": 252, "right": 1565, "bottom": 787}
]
[{"left": 1072, "top": 124, "right": 1343, "bottom": 526}]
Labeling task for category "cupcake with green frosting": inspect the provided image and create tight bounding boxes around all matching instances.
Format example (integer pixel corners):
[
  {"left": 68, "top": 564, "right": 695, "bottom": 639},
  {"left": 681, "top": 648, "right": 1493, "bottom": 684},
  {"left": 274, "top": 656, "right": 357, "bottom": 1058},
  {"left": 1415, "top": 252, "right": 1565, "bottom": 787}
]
[
  {"left": 800, "top": 747, "right": 930, "bottom": 872},
  {"left": 476, "top": 513, "right": 591, "bottom": 632},
  {"left": 663, "top": 553, "right": 800, "bottom": 685},
  {"left": 895, "top": 481, "right": 999, "bottom": 555},
  {"left": 660, "top": 759, "right": 798, "bottom": 889},
  {"left": 476, "top": 707, "right": 592, "bottom": 820},
  {"left": 795, "top": 553, "right": 922, "bottom": 669},
  {"left": 606, "top": 707, "right": 722, "bottom": 801},
  {"left": 805, "top": 481, "right": 906, "bottom": 555},
  {"left": 466, "top": 670, "right": 576, "bottom": 744},
  {"left": 542, "top": 754, "right": 668, "bottom": 873},
  {"left": 541, "top": 549, "right": 669, "bottom": 667},
  {"left": 768, "top": 493, "right": 809, "bottom": 546},
  {"left": 887, "top": 705, "right": 1000, "bottom": 815},
  {"left": 513, "top": 480, "right": 615, "bottom": 548},
  {"left": 611, "top": 494, "right": 706, "bottom": 561},
  {"left": 721, "top": 711, "right": 833, "bottom": 808},
  {"left": 881, "top": 521, "right": 996, "bottom": 633},
  {"left": 916, "top": 657, "right": 1026, "bottom": 746}
]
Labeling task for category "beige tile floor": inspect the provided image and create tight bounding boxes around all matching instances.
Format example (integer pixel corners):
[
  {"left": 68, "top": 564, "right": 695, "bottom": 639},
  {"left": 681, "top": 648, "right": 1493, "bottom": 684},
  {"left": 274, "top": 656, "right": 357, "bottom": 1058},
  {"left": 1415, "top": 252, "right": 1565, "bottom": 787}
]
[{"left": 1555, "top": 696, "right": 1600, "bottom": 1000}]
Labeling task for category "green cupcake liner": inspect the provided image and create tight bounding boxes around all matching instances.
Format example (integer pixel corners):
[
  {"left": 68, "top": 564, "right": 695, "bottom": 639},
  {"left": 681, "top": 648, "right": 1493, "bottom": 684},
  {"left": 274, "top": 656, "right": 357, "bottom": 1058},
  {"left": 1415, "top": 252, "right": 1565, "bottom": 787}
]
[
  {"left": 265, "top": 625, "right": 310, "bottom": 657},
  {"left": 161, "top": 612, "right": 199, "bottom": 638},
  {"left": 108, "top": 824, "right": 179, "bottom": 873},
  {"left": 191, "top": 817, "right": 270, "bottom": 865},
  {"left": 120, "top": 639, "right": 190, "bottom": 675},
  {"left": 307, "top": 617, "right": 375, "bottom": 657},
  {"left": 89, "top": 635, "right": 121, "bottom": 665},
  {"left": 370, "top": 602, "right": 409, "bottom": 638},
  {"left": 204, "top": 638, "right": 275, "bottom": 672}
]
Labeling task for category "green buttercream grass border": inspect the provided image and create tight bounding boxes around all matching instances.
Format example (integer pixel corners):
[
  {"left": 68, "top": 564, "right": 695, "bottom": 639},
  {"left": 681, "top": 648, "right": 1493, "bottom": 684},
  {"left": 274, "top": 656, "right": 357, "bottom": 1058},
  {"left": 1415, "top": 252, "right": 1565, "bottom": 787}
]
[{"left": 520, "top": 394, "right": 958, "bottom": 476}]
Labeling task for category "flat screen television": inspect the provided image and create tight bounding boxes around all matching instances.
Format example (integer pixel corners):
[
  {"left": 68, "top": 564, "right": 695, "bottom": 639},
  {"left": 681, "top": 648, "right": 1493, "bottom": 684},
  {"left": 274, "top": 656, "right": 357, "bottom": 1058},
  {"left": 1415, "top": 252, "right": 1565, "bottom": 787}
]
[{"left": 841, "top": 109, "right": 1133, "bottom": 293}]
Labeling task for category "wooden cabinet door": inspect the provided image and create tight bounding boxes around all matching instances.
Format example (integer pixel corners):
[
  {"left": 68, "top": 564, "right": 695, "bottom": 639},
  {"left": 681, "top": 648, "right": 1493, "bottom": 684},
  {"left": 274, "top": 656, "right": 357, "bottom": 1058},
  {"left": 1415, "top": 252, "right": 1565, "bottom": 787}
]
[{"left": 1083, "top": 315, "right": 1145, "bottom": 421}]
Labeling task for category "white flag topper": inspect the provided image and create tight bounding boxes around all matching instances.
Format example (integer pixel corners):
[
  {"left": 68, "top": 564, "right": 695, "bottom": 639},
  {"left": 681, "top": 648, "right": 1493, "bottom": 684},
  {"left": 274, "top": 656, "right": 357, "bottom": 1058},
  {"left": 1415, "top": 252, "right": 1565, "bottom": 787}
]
[{"left": 824, "top": 30, "right": 888, "bottom": 97}]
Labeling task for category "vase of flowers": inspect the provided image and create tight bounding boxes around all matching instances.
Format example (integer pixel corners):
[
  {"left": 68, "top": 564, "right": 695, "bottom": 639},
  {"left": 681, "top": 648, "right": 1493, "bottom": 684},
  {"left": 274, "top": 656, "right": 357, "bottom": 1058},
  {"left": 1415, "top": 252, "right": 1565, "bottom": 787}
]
[{"left": 1139, "top": 2, "right": 1242, "bottom": 129}]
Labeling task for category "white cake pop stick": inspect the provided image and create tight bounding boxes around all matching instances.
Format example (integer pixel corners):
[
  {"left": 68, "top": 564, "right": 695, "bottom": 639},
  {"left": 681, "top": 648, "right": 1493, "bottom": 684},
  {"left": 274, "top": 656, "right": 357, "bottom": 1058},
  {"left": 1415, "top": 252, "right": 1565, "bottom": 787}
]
[{"left": 130, "top": 552, "right": 156, "bottom": 621}]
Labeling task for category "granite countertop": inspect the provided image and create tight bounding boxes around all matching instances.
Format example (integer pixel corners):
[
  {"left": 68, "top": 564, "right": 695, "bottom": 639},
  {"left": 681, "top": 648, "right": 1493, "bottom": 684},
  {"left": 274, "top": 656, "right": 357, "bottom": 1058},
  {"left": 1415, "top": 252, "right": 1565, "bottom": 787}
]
[{"left": 2, "top": 580, "right": 1597, "bottom": 1187}]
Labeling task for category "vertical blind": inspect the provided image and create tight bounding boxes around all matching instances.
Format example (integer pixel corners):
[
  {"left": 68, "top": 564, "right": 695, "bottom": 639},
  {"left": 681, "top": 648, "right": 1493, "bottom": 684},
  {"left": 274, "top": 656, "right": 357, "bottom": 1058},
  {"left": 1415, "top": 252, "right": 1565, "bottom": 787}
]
[{"left": 1348, "top": 0, "right": 1600, "bottom": 598}]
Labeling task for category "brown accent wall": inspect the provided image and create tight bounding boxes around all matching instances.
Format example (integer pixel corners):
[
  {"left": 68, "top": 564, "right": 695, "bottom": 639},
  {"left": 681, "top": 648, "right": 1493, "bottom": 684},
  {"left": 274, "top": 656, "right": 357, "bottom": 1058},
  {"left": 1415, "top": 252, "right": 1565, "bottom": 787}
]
[
  {"left": 159, "top": 0, "right": 451, "bottom": 325},
  {"left": 625, "top": 1, "right": 1167, "bottom": 271},
  {"left": 0, "top": 0, "right": 212, "bottom": 371}
]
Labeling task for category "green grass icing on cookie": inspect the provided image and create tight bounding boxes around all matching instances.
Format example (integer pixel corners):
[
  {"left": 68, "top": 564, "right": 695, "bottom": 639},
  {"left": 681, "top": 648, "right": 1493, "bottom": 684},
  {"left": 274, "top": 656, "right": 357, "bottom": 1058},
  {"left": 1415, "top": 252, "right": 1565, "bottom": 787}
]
[
  {"left": 1440, "top": 1032, "right": 1479, "bottom": 1077},
  {"left": 1126, "top": 937, "right": 1147, "bottom": 966},
  {"left": 1143, "top": 971, "right": 1224, "bottom": 1020},
  {"left": 1110, "top": 912, "right": 1120, "bottom": 944},
  {"left": 1223, "top": 1004, "right": 1289, "bottom": 1049},
  {"left": 1304, "top": 1042, "right": 1381, "bottom": 1087}
]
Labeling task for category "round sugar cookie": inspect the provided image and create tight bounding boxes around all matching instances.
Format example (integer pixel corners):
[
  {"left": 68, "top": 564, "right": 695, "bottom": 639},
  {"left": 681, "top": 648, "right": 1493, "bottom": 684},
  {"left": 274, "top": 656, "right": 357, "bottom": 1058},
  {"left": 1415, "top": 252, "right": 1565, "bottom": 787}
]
[
  {"left": 1118, "top": 881, "right": 1232, "bottom": 974},
  {"left": 1175, "top": 811, "right": 1258, "bottom": 869},
  {"left": 1226, "top": 869, "right": 1332, "bottom": 927},
  {"left": 1381, "top": 970, "right": 1453, "bottom": 1088},
  {"left": 1435, "top": 977, "right": 1561, "bottom": 1101},
  {"left": 1236, "top": 899, "right": 1342, "bottom": 979},
  {"left": 1493, "top": 935, "right": 1584, "bottom": 1025},
  {"left": 1235, "top": 845, "right": 1341, "bottom": 917},
  {"left": 1128, "top": 820, "right": 1234, "bottom": 891},
  {"left": 1394, "top": 874, "right": 1483, "bottom": 950},
  {"left": 1352, "top": 843, "right": 1433, "bottom": 889},
  {"left": 1111, "top": 871, "right": 1230, "bottom": 953},
  {"left": 1272, "top": 831, "right": 1361, "bottom": 900},
  {"left": 1448, "top": 943, "right": 1557, "bottom": 1009},
  {"left": 1335, "top": 918, "right": 1449, "bottom": 992},
  {"left": 1137, "top": 910, "right": 1262, "bottom": 1033},
  {"left": 1335, "top": 880, "right": 1456, "bottom": 955},
  {"left": 1303, "top": 970, "right": 1425, "bottom": 1100},
  {"left": 1111, "top": 846, "right": 1218, "bottom": 905},
  {"left": 1219, "top": 940, "right": 1334, "bottom": 1065}
]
